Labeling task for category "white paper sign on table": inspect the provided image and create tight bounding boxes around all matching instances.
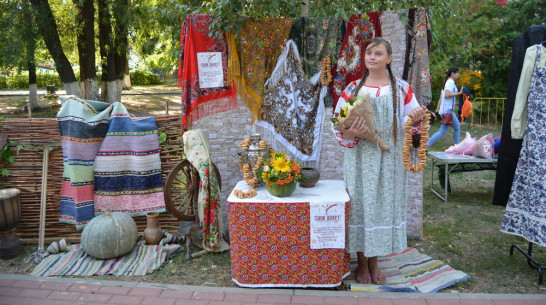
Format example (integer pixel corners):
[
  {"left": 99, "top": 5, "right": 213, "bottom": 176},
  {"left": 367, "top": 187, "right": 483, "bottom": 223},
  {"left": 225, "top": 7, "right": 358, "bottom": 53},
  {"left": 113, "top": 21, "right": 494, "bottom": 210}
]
[
  {"left": 309, "top": 202, "right": 345, "bottom": 249},
  {"left": 197, "top": 52, "right": 223, "bottom": 88}
]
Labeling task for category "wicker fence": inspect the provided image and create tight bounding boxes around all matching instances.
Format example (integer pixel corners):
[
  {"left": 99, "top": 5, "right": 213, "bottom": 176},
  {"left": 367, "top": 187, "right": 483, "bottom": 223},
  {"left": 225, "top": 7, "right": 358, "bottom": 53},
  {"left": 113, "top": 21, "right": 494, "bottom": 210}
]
[{"left": 0, "top": 115, "right": 185, "bottom": 244}]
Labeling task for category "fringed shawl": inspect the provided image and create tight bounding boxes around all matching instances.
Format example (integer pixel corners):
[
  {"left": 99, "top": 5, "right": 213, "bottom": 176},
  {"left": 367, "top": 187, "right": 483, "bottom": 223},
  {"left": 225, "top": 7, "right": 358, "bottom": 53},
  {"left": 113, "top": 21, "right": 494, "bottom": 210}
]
[
  {"left": 254, "top": 40, "right": 325, "bottom": 168},
  {"left": 289, "top": 18, "right": 345, "bottom": 78},
  {"left": 330, "top": 15, "right": 374, "bottom": 110},
  {"left": 178, "top": 14, "right": 236, "bottom": 128},
  {"left": 228, "top": 17, "right": 293, "bottom": 123}
]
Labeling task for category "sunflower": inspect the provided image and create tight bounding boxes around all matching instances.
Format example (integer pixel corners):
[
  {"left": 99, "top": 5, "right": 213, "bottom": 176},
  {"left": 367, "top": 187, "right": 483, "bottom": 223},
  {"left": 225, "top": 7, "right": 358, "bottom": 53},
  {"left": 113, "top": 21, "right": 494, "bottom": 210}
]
[{"left": 272, "top": 156, "right": 291, "bottom": 173}]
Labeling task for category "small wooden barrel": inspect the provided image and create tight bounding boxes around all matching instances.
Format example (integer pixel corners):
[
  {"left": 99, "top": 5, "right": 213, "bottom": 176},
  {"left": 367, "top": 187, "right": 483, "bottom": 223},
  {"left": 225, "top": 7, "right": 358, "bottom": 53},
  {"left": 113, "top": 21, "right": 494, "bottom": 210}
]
[
  {"left": 0, "top": 188, "right": 23, "bottom": 259},
  {"left": 0, "top": 188, "right": 21, "bottom": 231}
]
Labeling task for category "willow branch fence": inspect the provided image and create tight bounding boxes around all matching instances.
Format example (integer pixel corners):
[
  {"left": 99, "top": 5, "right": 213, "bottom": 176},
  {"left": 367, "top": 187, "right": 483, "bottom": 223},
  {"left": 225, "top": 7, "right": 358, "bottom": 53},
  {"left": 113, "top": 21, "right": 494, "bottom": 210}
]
[{"left": 0, "top": 115, "right": 185, "bottom": 244}]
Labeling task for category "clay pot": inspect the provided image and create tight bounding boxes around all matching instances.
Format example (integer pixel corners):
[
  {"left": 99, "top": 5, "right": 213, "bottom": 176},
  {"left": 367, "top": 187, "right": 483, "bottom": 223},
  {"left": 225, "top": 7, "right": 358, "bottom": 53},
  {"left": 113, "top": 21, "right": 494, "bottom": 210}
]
[
  {"left": 144, "top": 212, "right": 163, "bottom": 245},
  {"left": 299, "top": 167, "right": 320, "bottom": 188}
]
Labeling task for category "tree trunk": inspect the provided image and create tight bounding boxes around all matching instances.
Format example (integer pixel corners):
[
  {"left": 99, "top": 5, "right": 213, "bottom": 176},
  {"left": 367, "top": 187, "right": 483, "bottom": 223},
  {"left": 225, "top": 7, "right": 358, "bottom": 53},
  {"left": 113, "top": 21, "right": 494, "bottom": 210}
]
[
  {"left": 113, "top": 0, "right": 129, "bottom": 102},
  {"left": 30, "top": 0, "right": 82, "bottom": 97},
  {"left": 98, "top": 0, "right": 117, "bottom": 102},
  {"left": 25, "top": 2, "right": 39, "bottom": 112},
  {"left": 74, "top": 0, "right": 98, "bottom": 100},
  {"left": 123, "top": 57, "right": 132, "bottom": 90}
]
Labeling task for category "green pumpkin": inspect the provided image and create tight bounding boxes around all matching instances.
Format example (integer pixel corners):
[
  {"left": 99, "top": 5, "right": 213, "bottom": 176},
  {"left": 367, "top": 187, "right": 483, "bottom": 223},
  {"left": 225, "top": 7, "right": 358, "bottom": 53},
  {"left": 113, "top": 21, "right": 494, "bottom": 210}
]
[
  {"left": 265, "top": 181, "right": 297, "bottom": 197},
  {"left": 81, "top": 211, "right": 138, "bottom": 259}
]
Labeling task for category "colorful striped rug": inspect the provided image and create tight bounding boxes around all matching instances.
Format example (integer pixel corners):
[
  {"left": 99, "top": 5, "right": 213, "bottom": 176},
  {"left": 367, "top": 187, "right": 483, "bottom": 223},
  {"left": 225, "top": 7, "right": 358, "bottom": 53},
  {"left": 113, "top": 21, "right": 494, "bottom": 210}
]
[
  {"left": 348, "top": 248, "right": 470, "bottom": 293},
  {"left": 31, "top": 241, "right": 181, "bottom": 277},
  {"left": 93, "top": 103, "right": 165, "bottom": 216},
  {"left": 57, "top": 96, "right": 112, "bottom": 229}
]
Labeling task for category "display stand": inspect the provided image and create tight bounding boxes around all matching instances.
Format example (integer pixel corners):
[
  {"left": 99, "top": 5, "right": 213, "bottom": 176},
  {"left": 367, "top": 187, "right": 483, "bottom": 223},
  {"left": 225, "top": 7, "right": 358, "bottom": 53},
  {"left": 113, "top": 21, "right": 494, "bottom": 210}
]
[{"left": 509, "top": 242, "right": 543, "bottom": 285}]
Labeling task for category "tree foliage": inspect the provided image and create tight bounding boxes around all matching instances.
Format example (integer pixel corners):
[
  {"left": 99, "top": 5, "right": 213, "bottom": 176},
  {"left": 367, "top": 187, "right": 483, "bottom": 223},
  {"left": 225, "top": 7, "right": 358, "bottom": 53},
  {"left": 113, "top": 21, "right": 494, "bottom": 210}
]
[{"left": 462, "top": 0, "right": 545, "bottom": 97}]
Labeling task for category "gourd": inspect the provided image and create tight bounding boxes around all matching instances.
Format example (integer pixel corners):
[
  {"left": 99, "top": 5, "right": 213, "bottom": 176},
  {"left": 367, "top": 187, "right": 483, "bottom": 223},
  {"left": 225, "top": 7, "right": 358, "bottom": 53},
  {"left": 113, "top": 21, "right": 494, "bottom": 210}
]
[{"left": 81, "top": 211, "right": 138, "bottom": 259}]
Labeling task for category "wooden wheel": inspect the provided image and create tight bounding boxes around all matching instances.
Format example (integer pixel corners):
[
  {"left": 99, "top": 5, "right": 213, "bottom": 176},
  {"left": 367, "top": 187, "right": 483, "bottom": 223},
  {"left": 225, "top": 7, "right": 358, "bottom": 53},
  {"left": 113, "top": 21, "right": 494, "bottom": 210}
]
[{"left": 164, "top": 159, "right": 222, "bottom": 221}]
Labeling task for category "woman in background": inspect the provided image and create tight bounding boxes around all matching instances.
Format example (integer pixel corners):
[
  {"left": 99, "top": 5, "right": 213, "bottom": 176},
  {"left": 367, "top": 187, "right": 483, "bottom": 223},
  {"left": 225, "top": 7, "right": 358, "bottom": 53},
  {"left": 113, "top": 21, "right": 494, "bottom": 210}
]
[{"left": 428, "top": 67, "right": 465, "bottom": 147}]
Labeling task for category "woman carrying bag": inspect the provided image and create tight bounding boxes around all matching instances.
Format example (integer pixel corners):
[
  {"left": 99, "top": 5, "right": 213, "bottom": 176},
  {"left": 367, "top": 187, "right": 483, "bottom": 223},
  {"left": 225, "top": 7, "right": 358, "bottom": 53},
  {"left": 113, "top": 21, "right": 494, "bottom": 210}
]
[{"left": 428, "top": 67, "right": 465, "bottom": 147}]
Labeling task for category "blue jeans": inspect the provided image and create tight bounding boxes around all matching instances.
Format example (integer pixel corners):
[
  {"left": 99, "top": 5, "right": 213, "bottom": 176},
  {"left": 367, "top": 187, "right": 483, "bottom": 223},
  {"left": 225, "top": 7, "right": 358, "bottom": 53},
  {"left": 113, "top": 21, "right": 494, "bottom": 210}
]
[{"left": 428, "top": 111, "right": 460, "bottom": 147}]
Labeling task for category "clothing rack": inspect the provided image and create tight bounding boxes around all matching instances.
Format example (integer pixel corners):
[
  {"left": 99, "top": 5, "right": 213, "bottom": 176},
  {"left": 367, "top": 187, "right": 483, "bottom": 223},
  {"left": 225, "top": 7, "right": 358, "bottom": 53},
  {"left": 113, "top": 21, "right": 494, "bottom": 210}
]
[{"left": 509, "top": 242, "right": 543, "bottom": 285}]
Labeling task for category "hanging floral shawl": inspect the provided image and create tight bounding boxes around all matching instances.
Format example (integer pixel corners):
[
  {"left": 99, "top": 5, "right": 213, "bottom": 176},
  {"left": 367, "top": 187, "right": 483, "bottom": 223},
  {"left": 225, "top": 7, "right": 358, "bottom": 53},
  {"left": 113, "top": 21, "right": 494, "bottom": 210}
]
[
  {"left": 289, "top": 18, "right": 345, "bottom": 78},
  {"left": 254, "top": 40, "right": 325, "bottom": 167},
  {"left": 405, "top": 8, "right": 432, "bottom": 106},
  {"left": 178, "top": 14, "right": 236, "bottom": 128},
  {"left": 228, "top": 18, "right": 293, "bottom": 123},
  {"left": 330, "top": 15, "right": 374, "bottom": 110},
  {"left": 183, "top": 129, "right": 229, "bottom": 252}
]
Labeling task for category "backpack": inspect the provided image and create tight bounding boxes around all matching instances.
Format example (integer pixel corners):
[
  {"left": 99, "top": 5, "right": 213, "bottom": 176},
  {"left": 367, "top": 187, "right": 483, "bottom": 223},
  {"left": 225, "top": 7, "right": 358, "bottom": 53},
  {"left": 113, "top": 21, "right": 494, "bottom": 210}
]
[{"left": 461, "top": 92, "right": 472, "bottom": 123}]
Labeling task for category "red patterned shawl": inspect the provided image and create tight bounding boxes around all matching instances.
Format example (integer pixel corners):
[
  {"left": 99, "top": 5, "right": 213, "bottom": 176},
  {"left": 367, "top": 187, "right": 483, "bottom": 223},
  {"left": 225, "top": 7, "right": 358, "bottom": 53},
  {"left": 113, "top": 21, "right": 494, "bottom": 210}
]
[
  {"left": 330, "top": 15, "right": 374, "bottom": 111},
  {"left": 178, "top": 14, "right": 236, "bottom": 128}
]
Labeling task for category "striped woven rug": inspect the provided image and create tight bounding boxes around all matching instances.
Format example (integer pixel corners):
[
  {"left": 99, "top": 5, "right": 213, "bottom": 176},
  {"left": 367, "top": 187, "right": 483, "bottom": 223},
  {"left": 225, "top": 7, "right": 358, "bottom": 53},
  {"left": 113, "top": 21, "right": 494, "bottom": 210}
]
[
  {"left": 348, "top": 248, "right": 470, "bottom": 293},
  {"left": 31, "top": 241, "right": 181, "bottom": 277}
]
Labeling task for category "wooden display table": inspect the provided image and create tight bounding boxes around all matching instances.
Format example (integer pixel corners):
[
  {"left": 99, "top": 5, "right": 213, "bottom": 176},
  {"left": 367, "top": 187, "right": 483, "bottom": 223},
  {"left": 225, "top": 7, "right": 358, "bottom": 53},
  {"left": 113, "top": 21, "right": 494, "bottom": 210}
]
[{"left": 227, "top": 180, "right": 350, "bottom": 288}]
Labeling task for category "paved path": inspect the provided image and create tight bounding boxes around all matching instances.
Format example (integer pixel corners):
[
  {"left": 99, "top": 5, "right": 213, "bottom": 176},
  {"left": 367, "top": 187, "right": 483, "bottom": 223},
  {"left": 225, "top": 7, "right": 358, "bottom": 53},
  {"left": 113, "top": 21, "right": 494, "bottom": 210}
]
[
  {"left": 1, "top": 274, "right": 544, "bottom": 305},
  {"left": 0, "top": 89, "right": 179, "bottom": 97}
]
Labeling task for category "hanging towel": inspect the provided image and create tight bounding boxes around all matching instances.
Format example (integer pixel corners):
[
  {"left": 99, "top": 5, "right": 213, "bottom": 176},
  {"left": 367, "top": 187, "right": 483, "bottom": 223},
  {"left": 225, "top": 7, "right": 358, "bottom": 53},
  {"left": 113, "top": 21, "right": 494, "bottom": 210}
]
[
  {"left": 93, "top": 103, "right": 166, "bottom": 216},
  {"left": 331, "top": 15, "right": 374, "bottom": 110},
  {"left": 229, "top": 17, "right": 293, "bottom": 123},
  {"left": 178, "top": 14, "right": 237, "bottom": 128},
  {"left": 183, "top": 129, "right": 229, "bottom": 252},
  {"left": 254, "top": 40, "right": 325, "bottom": 167},
  {"left": 57, "top": 96, "right": 112, "bottom": 230}
]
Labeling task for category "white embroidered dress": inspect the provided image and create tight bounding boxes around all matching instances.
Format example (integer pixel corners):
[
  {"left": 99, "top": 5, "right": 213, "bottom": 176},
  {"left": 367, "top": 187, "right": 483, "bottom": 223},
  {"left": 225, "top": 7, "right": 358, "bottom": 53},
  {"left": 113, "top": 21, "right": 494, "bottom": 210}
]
[{"left": 333, "top": 80, "right": 420, "bottom": 257}]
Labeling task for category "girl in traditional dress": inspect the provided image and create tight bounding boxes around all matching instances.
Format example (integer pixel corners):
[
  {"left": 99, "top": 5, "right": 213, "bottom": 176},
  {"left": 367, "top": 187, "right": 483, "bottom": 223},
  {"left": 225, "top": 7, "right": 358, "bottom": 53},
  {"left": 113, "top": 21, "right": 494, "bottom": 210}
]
[{"left": 333, "top": 38, "right": 426, "bottom": 285}]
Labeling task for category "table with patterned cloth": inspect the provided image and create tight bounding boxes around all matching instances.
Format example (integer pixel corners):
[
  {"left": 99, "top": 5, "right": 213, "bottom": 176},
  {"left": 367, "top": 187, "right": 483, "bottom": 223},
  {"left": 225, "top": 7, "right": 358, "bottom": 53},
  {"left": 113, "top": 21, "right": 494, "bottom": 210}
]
[{"left": 227, "top": 180, "right": 350, "bottom": 288}]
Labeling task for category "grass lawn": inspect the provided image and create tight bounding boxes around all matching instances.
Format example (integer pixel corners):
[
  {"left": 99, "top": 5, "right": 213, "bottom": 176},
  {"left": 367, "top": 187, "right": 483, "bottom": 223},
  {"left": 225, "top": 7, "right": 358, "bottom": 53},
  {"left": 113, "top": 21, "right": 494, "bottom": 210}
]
[{"left": 0, "top": 88, "right": 544, "bottom": 294}]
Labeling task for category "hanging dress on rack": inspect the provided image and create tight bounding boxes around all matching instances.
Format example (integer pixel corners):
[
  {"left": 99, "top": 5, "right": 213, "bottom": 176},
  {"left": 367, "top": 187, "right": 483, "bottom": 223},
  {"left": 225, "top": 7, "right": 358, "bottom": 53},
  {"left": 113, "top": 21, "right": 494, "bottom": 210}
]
[{"left": 500, "top": 44, "right": 546, "bottom": 246}]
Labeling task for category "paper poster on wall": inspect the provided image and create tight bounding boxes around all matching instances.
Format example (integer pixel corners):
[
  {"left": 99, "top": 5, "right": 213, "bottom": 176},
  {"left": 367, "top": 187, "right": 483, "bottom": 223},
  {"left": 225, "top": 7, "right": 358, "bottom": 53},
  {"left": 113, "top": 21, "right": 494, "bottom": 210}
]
[
  {"left": 309, "top": 202, "right": 345, "bottom": 249},
  {"left": 197, "top": 52, "right": 223, "bottom": 88}
]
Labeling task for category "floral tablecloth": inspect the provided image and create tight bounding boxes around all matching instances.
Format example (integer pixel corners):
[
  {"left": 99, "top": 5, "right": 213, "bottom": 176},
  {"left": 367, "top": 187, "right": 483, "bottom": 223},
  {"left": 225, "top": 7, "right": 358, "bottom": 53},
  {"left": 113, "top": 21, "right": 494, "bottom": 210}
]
[{"left": 227, "top": 180, "right": 350, "bottom": 287}]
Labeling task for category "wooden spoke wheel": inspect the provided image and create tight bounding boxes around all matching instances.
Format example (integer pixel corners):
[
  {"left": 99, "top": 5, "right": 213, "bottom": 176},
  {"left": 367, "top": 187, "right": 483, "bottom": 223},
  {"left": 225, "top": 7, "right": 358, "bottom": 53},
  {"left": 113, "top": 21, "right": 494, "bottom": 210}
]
[{"left": 164, "top": 159, "right": 222, "bottom": 221}]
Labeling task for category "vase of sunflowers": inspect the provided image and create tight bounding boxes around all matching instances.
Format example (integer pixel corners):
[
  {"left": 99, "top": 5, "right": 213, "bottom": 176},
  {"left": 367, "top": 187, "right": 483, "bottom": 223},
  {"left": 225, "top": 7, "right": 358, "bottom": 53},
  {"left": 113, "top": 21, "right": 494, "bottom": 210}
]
[{"left": 259, "top": 152, "right": 304, "bottom": 197}]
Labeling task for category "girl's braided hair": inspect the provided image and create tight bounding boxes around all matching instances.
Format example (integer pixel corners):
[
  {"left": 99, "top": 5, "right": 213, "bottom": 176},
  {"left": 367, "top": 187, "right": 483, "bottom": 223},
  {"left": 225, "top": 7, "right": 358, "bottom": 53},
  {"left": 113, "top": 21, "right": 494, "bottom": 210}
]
[{"left": 352, "top": 38, "right": 399, "bottom": 142}]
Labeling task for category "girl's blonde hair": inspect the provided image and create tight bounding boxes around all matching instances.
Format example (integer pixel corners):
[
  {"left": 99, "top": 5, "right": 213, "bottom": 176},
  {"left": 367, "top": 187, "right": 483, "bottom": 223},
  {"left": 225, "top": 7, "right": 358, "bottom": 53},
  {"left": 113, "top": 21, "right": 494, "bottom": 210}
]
[{"left": 353, "top": 38, "right": 399, "bottom": 141}]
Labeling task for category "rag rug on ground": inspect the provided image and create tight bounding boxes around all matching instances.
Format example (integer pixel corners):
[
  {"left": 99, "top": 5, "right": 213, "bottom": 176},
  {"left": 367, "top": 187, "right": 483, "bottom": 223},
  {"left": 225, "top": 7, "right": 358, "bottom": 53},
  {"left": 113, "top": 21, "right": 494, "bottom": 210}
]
[
  {"left": 348, "top": 248, "right": 470, "bottom": 293},
  {"left": 31, "top": 240, "right": 181, "bottom": 277}
]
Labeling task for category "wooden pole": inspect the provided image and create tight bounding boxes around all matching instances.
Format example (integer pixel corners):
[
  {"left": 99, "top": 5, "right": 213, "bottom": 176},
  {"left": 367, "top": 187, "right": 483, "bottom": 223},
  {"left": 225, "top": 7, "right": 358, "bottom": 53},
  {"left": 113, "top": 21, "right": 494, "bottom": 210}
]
[{"left": 38, "top": 148, "right": 49, "bottom": 250}]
